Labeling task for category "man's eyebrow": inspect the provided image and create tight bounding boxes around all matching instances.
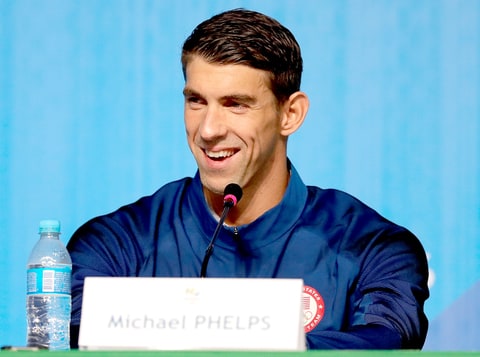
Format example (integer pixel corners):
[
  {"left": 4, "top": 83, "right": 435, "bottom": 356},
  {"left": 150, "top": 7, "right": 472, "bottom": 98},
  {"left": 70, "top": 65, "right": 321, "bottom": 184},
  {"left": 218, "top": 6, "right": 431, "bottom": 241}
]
[
  {"left": 221, "top": 94, "right": 257, "bottom": 104},
  {"left": 183, "top": 88, "right": 201, "bottom": 97},
  {"left": 183, "top": 88, "right": 257, "bottom": 104}
]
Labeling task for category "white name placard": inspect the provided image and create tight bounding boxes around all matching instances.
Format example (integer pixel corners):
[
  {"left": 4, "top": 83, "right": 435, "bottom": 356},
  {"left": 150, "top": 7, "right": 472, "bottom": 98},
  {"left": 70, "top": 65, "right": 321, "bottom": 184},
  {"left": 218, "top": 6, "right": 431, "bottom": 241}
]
[{"left": 79, "top": 277, "right": 305, "bottom": 351}]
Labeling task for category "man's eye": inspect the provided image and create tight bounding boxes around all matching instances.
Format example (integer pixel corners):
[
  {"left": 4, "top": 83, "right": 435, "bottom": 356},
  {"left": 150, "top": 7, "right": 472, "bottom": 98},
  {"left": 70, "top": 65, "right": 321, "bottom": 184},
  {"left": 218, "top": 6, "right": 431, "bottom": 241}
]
[
  {"left": 186, "top": 96, "right": 205, "bottom": 107},
  {"left": 226, "top": 101, "right": 248, "bottom": 112},
  {"left": 187, "top": 96, "right": 200, "bottom": 103}
]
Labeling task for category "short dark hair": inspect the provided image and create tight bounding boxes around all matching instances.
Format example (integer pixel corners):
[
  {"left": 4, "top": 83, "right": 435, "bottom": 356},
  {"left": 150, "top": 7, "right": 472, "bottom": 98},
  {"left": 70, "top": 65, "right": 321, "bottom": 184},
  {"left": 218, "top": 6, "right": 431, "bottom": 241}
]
[{"left": 181, "top": 8, "right": 303, "bottom": 103}]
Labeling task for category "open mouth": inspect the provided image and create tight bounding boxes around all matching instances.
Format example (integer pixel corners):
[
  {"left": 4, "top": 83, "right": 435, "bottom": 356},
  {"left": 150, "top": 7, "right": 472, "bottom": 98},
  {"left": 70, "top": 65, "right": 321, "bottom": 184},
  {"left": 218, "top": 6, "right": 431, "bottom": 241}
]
[{"left": 204, "top": 149, "right": 237, "bottom": 161}]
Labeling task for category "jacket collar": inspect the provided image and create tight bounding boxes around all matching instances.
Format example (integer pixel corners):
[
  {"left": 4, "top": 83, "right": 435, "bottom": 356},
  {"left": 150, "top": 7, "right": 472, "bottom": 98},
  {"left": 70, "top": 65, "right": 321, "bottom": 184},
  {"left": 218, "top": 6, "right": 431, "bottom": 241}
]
[{"left": 186, "top": 160, "right": 308, "bottom": 253}]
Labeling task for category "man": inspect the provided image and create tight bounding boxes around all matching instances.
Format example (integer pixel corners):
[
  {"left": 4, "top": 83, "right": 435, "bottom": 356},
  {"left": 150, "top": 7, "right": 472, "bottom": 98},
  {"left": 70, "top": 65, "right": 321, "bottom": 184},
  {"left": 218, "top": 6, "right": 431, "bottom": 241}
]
[{"left": 68, "top": 8, "right": 429, "bottom": 349}]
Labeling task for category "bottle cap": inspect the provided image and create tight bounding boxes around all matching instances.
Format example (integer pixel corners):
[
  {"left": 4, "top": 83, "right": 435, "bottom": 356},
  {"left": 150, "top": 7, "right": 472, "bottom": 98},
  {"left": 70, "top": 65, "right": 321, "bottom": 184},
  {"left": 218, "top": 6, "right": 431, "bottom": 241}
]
[{"left": 39, "top": 219, "right": 61, "bottom": 233}]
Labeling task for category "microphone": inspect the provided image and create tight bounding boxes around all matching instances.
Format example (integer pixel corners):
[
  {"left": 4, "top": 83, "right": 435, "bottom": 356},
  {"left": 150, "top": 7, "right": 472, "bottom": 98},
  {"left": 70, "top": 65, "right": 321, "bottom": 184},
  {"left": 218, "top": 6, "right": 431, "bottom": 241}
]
[{"left": 200, "top": 183, "right": 243, "bottom": 278}]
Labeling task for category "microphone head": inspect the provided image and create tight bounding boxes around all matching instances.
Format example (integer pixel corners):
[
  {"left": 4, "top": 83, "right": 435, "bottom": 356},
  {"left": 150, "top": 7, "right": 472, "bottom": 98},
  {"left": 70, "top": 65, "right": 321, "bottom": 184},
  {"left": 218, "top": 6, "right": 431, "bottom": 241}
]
[{"left": 223, "top": 183, "right": 243, "bottom": 207}]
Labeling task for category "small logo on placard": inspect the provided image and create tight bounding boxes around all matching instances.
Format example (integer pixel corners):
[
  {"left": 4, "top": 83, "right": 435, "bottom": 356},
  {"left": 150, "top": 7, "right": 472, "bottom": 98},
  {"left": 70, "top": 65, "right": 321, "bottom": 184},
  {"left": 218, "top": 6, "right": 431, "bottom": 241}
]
[
  {"left": 184, "top": 287, "right": 200, "bottom": 304},
  {"left": 303, "top": 285, "right": 325, "bottom": 332}
]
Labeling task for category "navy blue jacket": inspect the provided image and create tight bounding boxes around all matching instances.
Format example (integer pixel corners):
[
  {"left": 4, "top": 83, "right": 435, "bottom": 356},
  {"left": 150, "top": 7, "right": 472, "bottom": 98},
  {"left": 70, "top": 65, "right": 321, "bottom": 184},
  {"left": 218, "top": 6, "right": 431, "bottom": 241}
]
[{"left": 67, "top": 164, "right": 429, "bottom": 349}]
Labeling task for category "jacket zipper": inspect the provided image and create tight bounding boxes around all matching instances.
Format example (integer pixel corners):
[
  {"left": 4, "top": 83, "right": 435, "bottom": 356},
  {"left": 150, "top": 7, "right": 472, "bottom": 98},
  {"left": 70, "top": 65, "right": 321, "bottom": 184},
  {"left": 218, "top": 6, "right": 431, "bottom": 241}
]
[{"left": 233, "top": 226, "right": 240, "bottom": 241}]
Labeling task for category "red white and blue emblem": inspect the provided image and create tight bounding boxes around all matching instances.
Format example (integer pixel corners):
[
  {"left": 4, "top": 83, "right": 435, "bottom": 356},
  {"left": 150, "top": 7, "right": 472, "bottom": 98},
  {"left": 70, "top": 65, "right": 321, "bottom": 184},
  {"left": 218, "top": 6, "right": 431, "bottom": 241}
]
[{"left": 303, "top": 285, "right": 325, "bottom": 332}]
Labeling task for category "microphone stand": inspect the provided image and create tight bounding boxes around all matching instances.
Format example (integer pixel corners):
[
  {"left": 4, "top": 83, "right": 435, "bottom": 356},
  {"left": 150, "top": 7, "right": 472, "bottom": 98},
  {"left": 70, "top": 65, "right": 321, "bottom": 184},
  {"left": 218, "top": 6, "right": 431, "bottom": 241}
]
[{"left": 200, "top": 200, "right": 234, "bottom": 278}]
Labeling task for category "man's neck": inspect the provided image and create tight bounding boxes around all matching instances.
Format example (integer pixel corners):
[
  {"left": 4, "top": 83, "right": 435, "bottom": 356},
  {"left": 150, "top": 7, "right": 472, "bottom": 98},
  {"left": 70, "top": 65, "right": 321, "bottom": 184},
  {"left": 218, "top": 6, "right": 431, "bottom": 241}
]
[{"left": 206, "top": 169, "right": 291, "bottom": 227}]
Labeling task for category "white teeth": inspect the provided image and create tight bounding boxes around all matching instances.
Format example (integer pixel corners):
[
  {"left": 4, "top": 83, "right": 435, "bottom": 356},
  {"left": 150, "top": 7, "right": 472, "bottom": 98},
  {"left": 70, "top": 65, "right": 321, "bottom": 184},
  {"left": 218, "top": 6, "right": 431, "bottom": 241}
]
[{"left": 206, "top": 150, "right": 234, "bottom": 159}]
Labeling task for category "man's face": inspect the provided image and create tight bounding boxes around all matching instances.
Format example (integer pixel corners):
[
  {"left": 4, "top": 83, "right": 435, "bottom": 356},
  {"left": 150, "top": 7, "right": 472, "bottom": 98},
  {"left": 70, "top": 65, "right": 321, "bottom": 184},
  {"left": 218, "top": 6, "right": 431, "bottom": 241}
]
[{"left": 183, "top": 56, "right": 286, "bottom": 198}]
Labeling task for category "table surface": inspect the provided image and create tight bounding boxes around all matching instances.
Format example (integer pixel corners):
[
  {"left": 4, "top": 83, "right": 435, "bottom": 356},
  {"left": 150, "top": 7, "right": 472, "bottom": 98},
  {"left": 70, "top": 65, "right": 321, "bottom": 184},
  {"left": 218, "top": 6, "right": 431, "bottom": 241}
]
[{"left": 1, "top": 350, "right": 479, "bottom": 356}]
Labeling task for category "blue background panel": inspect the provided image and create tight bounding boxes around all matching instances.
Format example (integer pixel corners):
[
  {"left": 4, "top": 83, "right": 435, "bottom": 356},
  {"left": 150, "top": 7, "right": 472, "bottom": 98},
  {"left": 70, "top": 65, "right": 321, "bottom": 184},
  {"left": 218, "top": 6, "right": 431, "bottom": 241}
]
[{"left": 0, "top": 0, "right": 479, "bottom": 350}]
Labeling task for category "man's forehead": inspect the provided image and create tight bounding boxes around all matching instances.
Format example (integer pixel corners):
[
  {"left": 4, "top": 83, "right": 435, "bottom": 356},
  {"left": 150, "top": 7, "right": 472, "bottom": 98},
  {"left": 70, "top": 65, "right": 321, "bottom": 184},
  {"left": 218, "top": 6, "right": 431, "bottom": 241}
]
[
  {"left": 185, "top": 56, "right": 270, "bottom": 80},
  {"left": 185, "top": 61, "right": 272, "bottom": 94}
]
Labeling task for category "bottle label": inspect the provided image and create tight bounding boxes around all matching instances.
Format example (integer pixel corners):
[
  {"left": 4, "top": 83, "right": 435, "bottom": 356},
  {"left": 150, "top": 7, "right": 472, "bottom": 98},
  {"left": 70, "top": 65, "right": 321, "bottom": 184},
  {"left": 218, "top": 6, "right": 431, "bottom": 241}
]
[{"left": 27, "top": 266, "right": 71, "bottom": 295}]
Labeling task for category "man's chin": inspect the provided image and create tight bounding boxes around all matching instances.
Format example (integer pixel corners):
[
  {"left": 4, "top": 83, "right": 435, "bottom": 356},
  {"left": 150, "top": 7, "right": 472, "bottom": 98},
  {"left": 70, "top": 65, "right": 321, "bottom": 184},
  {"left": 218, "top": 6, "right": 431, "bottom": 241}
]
[{"left": 200, "top": 176, "right": 236, "bottom": 196}]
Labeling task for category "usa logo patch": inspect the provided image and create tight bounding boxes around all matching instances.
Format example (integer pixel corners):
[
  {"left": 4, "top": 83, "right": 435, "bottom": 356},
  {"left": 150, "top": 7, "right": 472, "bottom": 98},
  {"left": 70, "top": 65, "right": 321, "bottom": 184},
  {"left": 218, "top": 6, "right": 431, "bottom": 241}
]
[{"left": 303, "top": 285, "right": 325, "bottom": 332}]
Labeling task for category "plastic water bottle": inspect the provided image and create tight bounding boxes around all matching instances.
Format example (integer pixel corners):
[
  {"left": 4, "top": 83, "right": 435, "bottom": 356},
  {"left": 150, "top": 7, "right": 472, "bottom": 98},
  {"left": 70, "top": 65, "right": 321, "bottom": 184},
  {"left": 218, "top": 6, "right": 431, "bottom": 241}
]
[{"left": 26, "top": 219, "right": 72, "bottom": 350}]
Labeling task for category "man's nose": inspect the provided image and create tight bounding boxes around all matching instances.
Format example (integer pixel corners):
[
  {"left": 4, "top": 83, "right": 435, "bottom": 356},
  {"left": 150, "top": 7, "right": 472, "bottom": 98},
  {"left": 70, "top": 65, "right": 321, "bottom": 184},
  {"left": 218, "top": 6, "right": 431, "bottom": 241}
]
[{"left": 198, "top": 105, "right": 227, "bottom": 141}]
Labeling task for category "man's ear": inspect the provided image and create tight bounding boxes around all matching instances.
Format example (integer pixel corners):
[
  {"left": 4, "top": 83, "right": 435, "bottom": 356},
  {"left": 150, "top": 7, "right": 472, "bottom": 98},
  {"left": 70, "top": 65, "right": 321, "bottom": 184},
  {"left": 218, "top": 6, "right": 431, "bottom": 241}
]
[{"left": 280, "top": 91, "right": 309, "bottom": 136}]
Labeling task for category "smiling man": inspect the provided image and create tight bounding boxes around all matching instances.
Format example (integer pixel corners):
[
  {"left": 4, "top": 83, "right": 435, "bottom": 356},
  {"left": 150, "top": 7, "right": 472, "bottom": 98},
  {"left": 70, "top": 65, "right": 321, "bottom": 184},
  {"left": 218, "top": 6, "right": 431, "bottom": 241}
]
[
  {"left": 67, "top": 8, "right": 429, "bottom": 349},
  {"left": 182, "top": 56, "right": 307, "bottom": 225}
]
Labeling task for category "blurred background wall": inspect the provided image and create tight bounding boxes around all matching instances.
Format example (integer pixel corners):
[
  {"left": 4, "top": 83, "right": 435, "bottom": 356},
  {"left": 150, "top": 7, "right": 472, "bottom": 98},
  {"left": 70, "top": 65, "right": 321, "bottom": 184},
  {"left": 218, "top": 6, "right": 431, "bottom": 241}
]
[{"left": 1, "top": 0, "right": 479, "bottom": 350}]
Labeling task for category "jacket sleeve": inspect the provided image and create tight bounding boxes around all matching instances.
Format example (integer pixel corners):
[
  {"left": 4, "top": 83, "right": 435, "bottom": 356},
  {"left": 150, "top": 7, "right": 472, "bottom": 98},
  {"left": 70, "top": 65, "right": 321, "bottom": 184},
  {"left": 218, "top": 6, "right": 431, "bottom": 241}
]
[
  {"left": 67, "top": 215, "right": 148, "bottom": 348},
  {"left": 306, "top": 324, "right": 402, "bottom": 349},
  {"left": 307, "top": 229, "right": 429, "bottom": 349}
]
